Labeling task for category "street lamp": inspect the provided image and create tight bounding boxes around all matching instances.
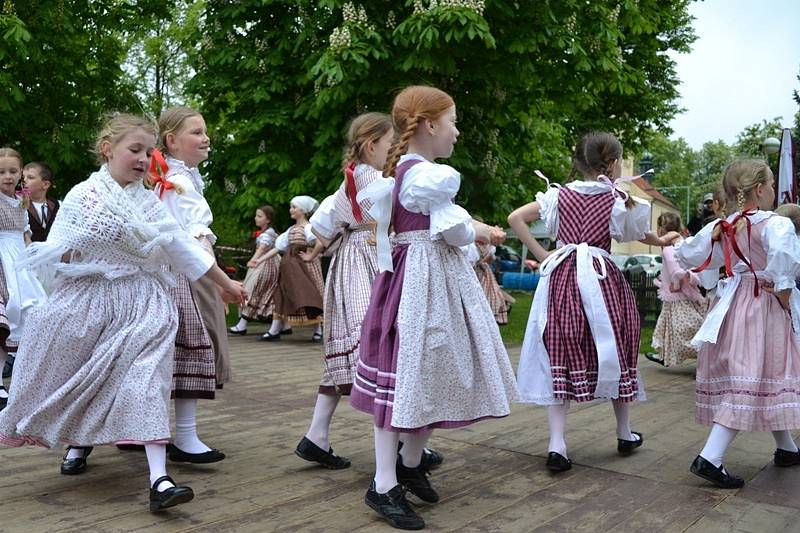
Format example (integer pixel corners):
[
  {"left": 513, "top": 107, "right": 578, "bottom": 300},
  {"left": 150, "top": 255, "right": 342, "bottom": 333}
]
[{"left": 763, "top": 137, "right": 781, "bottom": 158}]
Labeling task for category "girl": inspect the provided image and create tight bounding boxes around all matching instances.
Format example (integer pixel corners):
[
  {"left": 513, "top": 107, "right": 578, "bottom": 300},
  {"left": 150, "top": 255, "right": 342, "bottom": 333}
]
[
  {"left": 647, "top": 212, "right": 708, "bottom": 367},
  {"left": 510, "top": 131, "right": 679, "bottom": 473},
  {"left": 0, "top": 114, "right": 245, "bottom": 511},
  {"left": 677, "top": 159, "right": 800, "bottom": 488},
  {"left": 350, "top": 86, "right": 518, "bottom": 530},
  {"left": 152, "top": 107, "right": 228, "bottom": 463},
  {"left": 0, "top": 148, "right": 47, "bottom": 409},
  {"left": 474, "top": 241, "right": 515, "bottom": 325},
  {"left": 229, "top": 205, "right": 281, "bottom": 335},
  {"left": 256, "top": 196, "right": 323, "bottom": 342}
]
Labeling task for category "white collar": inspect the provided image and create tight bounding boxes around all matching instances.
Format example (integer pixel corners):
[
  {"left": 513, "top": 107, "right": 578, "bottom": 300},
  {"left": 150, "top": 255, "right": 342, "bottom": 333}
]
[
  {"left": 725, "top": 210, "right": 772, "bottom": 225},
  {"left": 565, "top": 180, "right": 614, "bottom": 195},
  {"left": 0, "top": 193, "right": 20, "bottom": 206},
  {"left": 399, "top": 153, "right": 428, "bottom": 164},
  {"left": 165, "top": 156, "right": 205, "bottom": 193}
]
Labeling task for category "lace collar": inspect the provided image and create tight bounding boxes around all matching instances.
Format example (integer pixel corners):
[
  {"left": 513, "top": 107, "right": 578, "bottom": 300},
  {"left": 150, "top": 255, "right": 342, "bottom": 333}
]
[{"left": 165, "top": 156, "right": 205, "bottom": 194}]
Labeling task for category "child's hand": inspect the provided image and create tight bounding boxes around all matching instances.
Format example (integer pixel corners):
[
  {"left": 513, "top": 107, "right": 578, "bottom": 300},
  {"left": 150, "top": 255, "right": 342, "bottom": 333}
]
[
  {"left": 299, "top": 250, "right": 316, "bottom": 262},
  {"left": 760, "top": 280, "right": 791, "bottom": 311},
  {"left": 660, "top": 231, "right": 681, "bottom": 246},
  {"left": 220, "top": 280, "right": 247, "bottom": 305},
  {"left": 489, "top": 226, "right": 507, "bottom": 246},
  {"left": 247, "top": 259, "right": 258, "bottom": 268}
]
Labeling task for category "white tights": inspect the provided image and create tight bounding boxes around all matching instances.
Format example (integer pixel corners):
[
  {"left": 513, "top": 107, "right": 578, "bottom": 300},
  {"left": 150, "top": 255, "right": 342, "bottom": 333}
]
[
  {"left": 547, "top": 399, "right": 634, "bottom": 457},
  {"left": 174, "top": 398, "right": 211, "bottom": 454},
  {"left": 305, "top": 393, "right": 340, "bottom": 451},
  {"left": 700, "top": 423, "right": 798, "bottom": 467}
]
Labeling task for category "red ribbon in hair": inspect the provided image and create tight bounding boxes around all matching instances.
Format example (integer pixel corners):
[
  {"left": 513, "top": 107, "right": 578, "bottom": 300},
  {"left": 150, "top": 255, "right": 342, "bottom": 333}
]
[
  {"left": 344, "top": 161, "right": 363, "bottom": 224},
  {"left": 251, "top": 229, "right": 264, "bottom": 238},
  {"left": 148, "top": 149, "right": 172, "bottom": 199},
  {"left": 692, "top": 210, "right": 760, "bottom": 296}
]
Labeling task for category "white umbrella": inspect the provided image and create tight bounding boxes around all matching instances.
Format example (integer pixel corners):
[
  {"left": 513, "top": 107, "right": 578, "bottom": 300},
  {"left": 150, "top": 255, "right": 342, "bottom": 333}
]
[{"left": 777, "top": 128, "right": 796, "bottom": 205}]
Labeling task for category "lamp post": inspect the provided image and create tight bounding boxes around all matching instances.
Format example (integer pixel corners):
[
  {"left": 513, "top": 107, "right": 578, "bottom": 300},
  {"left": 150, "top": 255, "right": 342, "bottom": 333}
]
[{"left": 763, "top": 137, "right": 781, "bottom": 159}]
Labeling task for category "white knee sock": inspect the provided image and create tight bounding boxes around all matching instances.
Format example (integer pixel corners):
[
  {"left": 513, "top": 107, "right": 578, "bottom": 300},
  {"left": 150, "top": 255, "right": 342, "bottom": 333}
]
[
  {"left": 772, "top": 430, "right": 799, "bottom": 452},
  {"left": 398, "top": 430, "right": 432, "bottom": 468},
  {"left": 612, "top": 400, "right": 634, "bottom": 441},
  {"left": 700, "top": 423, "right": 739, "bottom": 467},
  {"left": 268, "top": 319, "right": 284, "bottom": 336},
  {"left": 373, "top": 427, "right": 400, "bottom": 494},
  {"left": 234, "top": 318, "right": 248, "bottom": 330},
  {"left": 145, "top": 443, "right": 174, "bottom": 491},
  {"left": 547, "top": 401, "right": 570, "bottom": 456},
  {"left": 173, "top": 398, "right": 211, "bottom": 454},
  {"left": 305, "top": 393, "right": 340, "bottom": 451}
]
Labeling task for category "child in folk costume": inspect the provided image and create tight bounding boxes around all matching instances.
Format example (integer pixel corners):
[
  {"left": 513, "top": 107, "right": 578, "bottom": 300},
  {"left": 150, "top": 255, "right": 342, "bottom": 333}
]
[
  {"left": 647, "top": 212, "right": 708, "bottom": 367},
  {"left": 0, "top": 115, "right": 245, "bottom": 511},
  {"left": 152, "top": 107, "right": 230, "bottom": 463},
  {"left": 0, "top": 148, "right": 47, "bottom": 409},
  {"left": 351, "top": 86, "right": 518, "bottom": 530},
  {"left": 474, "top": 242, "right": 515, "bottom": 325},
  {"left": 257, "top": 196, "right": 324, "bottom": 342},
  {"left": 677, "top": 160, "right": 800, "bottom": 488},
  {"left": 510, "top": 132, "right": 679, "bottom": 473},
  {"left": 228, "top": 205, "right": 281, "bottom": 335}
]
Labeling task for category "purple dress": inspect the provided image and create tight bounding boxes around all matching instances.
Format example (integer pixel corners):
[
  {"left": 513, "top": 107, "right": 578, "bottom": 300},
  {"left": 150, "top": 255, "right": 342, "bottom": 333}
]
[{"left": 350, "top": 157, "right": 518, "bottom": 431}]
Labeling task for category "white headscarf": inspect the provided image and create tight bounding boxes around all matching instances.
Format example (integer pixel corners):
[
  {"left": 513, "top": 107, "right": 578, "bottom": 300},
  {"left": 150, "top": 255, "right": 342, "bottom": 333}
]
[{"left": 291, "top": 195, "right": 319, "bottom": 215}]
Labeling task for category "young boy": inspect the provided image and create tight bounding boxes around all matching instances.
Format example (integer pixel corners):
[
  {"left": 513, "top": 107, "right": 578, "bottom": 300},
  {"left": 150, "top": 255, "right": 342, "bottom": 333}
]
[{"left": 22, "top": 162, "right": 59, "bottom": 242}]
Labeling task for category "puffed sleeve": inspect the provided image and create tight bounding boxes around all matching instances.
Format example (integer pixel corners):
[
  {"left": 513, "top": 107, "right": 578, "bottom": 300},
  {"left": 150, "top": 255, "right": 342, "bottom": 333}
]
[
  {"left": 609, "top": 195, "right": 650, "bottom": 242},
  {"left": 675, "top": 219, "right": 722, "bottom": 271},
  {"left": 256, "top": 228, "right": 277, "bottom": 248},
  {"left": 309, "top": 193, "right": 338, "bottom": 240},
  {"left": 275, "top": 230, "right": 289, "bottom": 252},
  {"left": 535, "top": 188, "right": 560, "bottom": 235},
  {"left": 398, "top": 161, "right": 475, "bottom": 246},
  {"left": 162, "top": 233, "right": 215, "bottom": 281},
  {"left": 304, "top": 223, "right": 317, "bottom": 244},
  {"left": 161, "top": 173, "right": 217, "bottom": 245},
  {"left": 763, "top": 215, "right": 800, "bottom": 291}
]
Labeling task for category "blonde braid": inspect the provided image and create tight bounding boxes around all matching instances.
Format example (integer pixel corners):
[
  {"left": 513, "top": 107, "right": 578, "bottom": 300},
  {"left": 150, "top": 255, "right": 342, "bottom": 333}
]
[
  {"left": 343, "top": 142, "right": 359, "bottom": 168},
  {"left": 383, "top": 115, "right": 420, "bottom": 178}
]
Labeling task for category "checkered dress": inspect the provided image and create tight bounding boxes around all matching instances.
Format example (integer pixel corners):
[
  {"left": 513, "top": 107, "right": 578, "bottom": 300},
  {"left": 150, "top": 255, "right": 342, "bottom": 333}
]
[
  {"left": 542, "top": 188, "right": 641, "bottom": 402},
  {"left": 474, "top": 244, "right": 512, "bottom": 325},
  {"left": 0, "top": 196, "right": 28, "bottom": 353},
  {"left": 170, "top": 272, "right": 217, "bottom": 398}
]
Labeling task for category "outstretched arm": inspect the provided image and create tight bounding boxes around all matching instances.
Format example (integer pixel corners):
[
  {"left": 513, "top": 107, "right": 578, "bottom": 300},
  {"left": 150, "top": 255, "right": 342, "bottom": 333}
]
[{"left": 507, "top": 202, "right": 550, "bottom": 262}]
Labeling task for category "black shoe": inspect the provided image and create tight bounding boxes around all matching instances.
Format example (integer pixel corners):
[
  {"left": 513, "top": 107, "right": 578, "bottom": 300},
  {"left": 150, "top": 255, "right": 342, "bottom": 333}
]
[
  {"left": 311, "top": 332, "right": 322, "bottom": 342},
  {"left": 545, "top": 451, "right": 572, "bottom": 472},
  {"left": 2, "top": 356, "right": 12, "bottom": 379},
  {"left": 398, "top": 442, "right": 444, "bottom": 471},
  {"left": 618, "top": 431, "right": 644, "bottom": 456},
  {"left": 690, "top": 455, "right": 744, "bottom": 488},
  {"left": 644, "top": 352, "right": 665, "bottom": 366},
  {"left": 168, "top": 444, "right": 225, "bottom": 464},
  {"left": 295, "top": 436, "right": 350, "bottom": 469},
  {"left": 365, "top": 482, "right": 425, "bottom": 530},
  {"left": 60, "top": 446, "right": 93, "bottom": 475},
  {"left": 149, "top": 475, "right": 194, "bottom": 512},
  {"left": 280, "top": 328, "right": 293, "bottom": 335},
  {"left": 227, "top": 325, "right": 247, "bottom": 335},
  {"left": 258, "top": 331, "right": 281, "bottom": 342},
  {"left": 421, "top": 448, "right": 444, "bottom": 470},
  {"left": 116, "top": 443, "right": 145, "bottom": 452},
  {"left": 396, "top": 456, "right": 439, "bottom": 503},
  {"left": 774, "top": 448, "right": 800, "bottom": 467},
  {"left": 0, "top": 385, "right": 7, "bottom": 411}
]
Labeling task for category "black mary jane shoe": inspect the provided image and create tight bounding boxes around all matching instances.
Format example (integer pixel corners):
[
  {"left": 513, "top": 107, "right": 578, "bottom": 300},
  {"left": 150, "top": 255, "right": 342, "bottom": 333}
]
[
  {"left": 545, "top": 451, "right": 572, "bottom": 472},
  {"left": 295, "top": 436, "right": 351, "bottom": 469},
  {"left": 280, "top": 328, "right": 293, "bottom": 335},
  {"left": 258, "top": 331, "right": 281, "bottom": 342},
  {"left": 60, "top": 446, "right": 94, "bottom": 475},
  {"left": 396, "top": 457, "right": 439, "bottom": 503},
  {"left": 774, "top": 448, "right": 800, "bottom": 467},
  {"left": 617, "top": 431, "right": 644, "bottom": 456},
  {"left": 310, "top": 332, "right": 323, "bottom": 343},
  {"left": 365, "top": 481, "right": 425, "bottom": 530},
  {"left": 398, "top": 442, "right": 444, "bottom": 471},
  {"left": 644, "top": 352, "right": 665, "bottom": 366},
  {"left": 227, "top": 325, "right": 247, "bottom": 335},
  {"left": 149, "top": 475, "right": 194, "bottom": 512},
  {"left": 690, "top": 455, "right": 744, "bottom": 488},
  {"left": 168, "top": 444, "right": 225, "bottom": 464}
]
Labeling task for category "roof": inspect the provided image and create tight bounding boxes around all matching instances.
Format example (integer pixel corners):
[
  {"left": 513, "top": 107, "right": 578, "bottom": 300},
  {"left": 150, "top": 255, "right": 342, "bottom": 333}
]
[{"left": 631, "top": 177, "right": 676, "bottom": 208}]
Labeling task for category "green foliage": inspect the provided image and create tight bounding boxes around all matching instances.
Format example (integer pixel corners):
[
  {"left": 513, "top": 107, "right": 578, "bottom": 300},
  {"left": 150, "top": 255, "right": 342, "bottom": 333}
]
[
  {"left": 0, "top": 0, "right": 157, "bottom": 193},
  {"left": 188, "top": 0, "right": 696, "bottom": 245},
  {"left": 733, "top": 117, "right": 784, "bottom": 158}
]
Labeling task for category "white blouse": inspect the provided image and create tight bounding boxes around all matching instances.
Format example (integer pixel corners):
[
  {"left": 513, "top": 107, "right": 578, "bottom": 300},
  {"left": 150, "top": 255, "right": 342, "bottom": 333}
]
[
  {"left": 160, "top": 157, "right": 216, "bottom": 245},
  {"left": 309, "top": 194, "right": 338, "bottom": 240},
  {"left": 535, "top": 181, "right": 651, "bottom": 243},
  {"left": 398, "top": 154, "right": 475, "bottom": 246},
  {"left": 256, "top": 227, "right": 278, "bottom": 248}
]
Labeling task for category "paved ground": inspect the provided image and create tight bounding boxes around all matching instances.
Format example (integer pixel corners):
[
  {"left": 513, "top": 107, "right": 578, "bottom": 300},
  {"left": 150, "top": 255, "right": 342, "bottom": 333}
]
[{"left": 3, "top": 332, "right": 800, "bottom": 532}]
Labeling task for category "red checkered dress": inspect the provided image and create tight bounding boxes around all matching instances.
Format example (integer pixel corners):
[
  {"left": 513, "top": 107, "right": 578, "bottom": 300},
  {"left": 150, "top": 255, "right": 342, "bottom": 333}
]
[{"left": 543, "top": 188, "right": 641, "bottom": 402}]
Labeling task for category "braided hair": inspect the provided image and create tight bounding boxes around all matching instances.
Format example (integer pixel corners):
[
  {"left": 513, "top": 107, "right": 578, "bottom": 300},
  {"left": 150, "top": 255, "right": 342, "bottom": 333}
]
[
  {"left": 382, "top": 86, "right": 455, "bottom": 178},
  {"left": 713, "top": 159, "right": 773, "bottom": 238}
]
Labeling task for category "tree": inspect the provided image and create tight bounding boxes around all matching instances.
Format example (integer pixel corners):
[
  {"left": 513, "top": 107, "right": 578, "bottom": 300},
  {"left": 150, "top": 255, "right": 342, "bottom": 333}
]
[
  {"left": 187, "top": 0, "right": 696, "bottom": 244},
  {"left": 733, "top": 117, "right": 784, "bottom": 158},
  {"left": 0, "top": 1, "right": 160, "bottom": 191}
]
